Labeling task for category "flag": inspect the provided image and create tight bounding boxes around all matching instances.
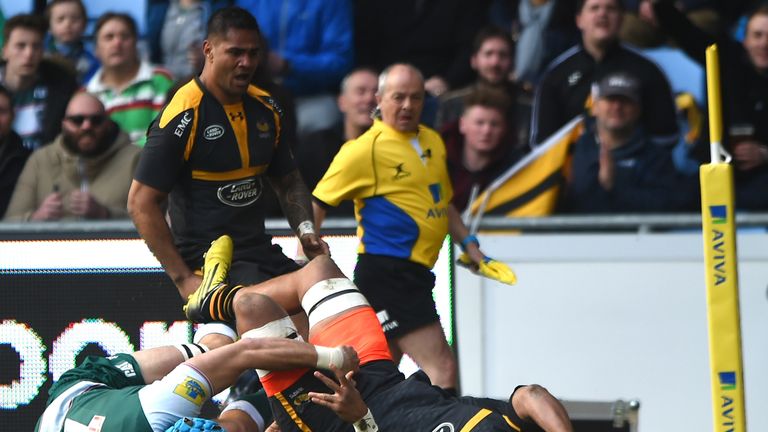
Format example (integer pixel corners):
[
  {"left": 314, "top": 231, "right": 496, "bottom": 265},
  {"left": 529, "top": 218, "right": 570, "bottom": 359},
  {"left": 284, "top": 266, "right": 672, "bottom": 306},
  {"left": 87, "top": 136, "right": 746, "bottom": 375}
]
[{"left": 468, "top": 115, "right": 584, "bottom": 220}]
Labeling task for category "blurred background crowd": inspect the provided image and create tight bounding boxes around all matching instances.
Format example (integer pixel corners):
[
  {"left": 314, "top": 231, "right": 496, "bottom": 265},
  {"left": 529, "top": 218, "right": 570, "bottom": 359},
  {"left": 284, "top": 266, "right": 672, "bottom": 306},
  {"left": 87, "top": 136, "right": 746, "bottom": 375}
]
[{"left": 1, "top": 0, "right": 767, "bottom": 222}]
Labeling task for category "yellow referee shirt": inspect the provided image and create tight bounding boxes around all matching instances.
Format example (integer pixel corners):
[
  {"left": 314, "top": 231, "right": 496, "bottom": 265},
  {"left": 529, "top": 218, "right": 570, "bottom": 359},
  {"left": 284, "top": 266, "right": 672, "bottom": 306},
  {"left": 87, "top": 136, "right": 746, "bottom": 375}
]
[{"left": 313, "top": 120, "right": 452, "bottom": 268}]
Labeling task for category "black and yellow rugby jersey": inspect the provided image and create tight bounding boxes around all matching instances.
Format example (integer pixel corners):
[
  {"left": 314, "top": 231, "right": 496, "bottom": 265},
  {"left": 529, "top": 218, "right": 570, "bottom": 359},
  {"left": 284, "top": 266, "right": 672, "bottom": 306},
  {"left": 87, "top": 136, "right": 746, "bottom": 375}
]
[{"left": 134, "top": 77, "right": 296, "bottom": 267}]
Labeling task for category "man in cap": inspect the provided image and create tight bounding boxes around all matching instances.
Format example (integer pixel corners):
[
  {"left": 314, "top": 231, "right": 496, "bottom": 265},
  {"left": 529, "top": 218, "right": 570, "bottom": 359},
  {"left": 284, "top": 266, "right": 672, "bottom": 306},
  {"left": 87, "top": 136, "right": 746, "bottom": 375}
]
[{"left": 558, "top": 71, "right": 690, "bottom": 213}]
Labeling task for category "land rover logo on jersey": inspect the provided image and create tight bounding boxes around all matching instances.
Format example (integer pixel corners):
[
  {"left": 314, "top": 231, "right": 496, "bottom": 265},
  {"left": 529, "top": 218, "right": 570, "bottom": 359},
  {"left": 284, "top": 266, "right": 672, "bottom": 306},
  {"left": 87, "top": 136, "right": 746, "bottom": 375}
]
[
  {"left": 218, "top": 178, "right": 262, "bottom": 207},
  {"left": 204, "top": 124, "right": 225, "bottom": 140},
  {"left": 431, "top": 423, "right": 454, "bottom": 432}
]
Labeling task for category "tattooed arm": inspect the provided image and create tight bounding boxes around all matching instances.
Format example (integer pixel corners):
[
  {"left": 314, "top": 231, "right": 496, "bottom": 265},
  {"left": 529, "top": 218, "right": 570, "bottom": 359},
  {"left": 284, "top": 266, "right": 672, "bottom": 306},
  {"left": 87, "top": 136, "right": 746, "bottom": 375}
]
[{"left": 269, "top": 169, "right": 330, "bottom": 259}]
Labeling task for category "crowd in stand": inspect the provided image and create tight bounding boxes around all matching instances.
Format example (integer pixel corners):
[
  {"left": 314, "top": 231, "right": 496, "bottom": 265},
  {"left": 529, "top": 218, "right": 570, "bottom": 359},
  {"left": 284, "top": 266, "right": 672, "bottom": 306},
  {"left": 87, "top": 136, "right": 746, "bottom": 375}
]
[{"left": 1, "top": 0, "right": 767, "bottom": 221}]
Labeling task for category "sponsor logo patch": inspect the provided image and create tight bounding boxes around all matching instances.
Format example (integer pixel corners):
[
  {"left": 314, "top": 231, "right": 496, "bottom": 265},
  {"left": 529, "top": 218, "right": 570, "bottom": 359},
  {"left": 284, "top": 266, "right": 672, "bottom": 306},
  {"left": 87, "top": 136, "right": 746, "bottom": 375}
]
[
  {"left": 217, "top": 178, "right": 263, "bottom": 207},
  {"left": 393, "top": 163, "right": 411, "bottom": 180},
  {"left": 204, "top": 124, "right": 225, "bottom": 140},
  {"left": 431, "top": 422, "right": 454, "bottom": 432},
  {"left": 710, "top": 205, "right": 727, "bottom": 224},
  {"left": 173, "top": 377, "right": 207, "bottom": 406},
  {"left": 719, "top": 371, "right": 736, "bottom": 391},
  {"left": 174, "top": 112, "right": 192, "bottom": 137}
]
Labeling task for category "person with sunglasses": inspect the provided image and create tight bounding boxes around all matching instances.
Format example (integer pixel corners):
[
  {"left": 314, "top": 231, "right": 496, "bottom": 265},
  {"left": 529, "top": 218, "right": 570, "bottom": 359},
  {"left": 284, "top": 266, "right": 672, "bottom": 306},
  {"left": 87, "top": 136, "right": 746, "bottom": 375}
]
[{"left": 4, "top": 91, "right": 140, "bottom": 221}]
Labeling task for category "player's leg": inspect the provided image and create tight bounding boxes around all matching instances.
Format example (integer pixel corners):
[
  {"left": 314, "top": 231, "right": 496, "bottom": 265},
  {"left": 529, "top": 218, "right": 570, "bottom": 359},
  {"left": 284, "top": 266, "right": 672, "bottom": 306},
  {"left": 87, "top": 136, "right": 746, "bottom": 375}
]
[
  {"left": 393, "top": 323, "right": 458, "bottom": 390},
  {"left": 184, "top": 235, "right": 344, "bottom": 324},
  {"left": 131, "top": 323, "right": 236, "bottom": 383}
]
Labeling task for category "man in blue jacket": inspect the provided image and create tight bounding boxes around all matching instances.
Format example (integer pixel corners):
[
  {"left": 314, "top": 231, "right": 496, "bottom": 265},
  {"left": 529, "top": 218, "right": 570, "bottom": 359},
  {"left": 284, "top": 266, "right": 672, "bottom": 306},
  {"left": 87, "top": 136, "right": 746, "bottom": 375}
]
[{"left": 559, "top": 71, "right": 692, "bottom": 213}]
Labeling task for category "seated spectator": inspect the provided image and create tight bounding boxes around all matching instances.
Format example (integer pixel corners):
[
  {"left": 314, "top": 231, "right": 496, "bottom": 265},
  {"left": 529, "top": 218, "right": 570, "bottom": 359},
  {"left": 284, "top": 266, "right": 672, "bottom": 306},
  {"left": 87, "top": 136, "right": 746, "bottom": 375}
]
[
  {"left": 530, "top": 0, "right": 678, "bottom": 148},
  {"left": 235, "top": 0, "right": 353, "bottom": 138},
  {"left": 0, "top": 85, "right": 29, "bottom": 217},
  {"left": 157, "top": 0, "right": 212, "bottom": 80},
  {"left": 557, "top": 72, "right": 690, "bottom": 213},
  {"left": 0, "top": 14, "right": 78, "bottom": 150},
  {"left": 44, "top": 0, "right": 99, "bottom": 84},
  {"left": 436, "top": 26, "right": 529, "bottom": 150},
  {"left": 86, "top": 13, "right": 174, "bottom": 146},
  {"left": 4, "top": 92, "right": 140, "bottom": 221},
  {"left": 296, "top": 67, "right": 377, "bottom": 191},
  {"left": 442, "top": 89, "right": 521, "bottom": 212},
  {"left": 650, "top": 0, "right": 768, "bottom": 210}
]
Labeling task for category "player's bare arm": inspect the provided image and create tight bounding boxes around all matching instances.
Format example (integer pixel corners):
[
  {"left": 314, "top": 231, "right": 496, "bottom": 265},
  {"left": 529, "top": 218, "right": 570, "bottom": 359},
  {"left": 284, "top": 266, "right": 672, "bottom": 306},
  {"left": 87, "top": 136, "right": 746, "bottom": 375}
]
[
  {"left": 128, "top": 180, "right": 201, "bottom": 298},
  {"left": 512, "top": 384, "right": 574, "bottom": 432},
  {"left": 269, "top": 169, "right": 330, "bottom": 258}
]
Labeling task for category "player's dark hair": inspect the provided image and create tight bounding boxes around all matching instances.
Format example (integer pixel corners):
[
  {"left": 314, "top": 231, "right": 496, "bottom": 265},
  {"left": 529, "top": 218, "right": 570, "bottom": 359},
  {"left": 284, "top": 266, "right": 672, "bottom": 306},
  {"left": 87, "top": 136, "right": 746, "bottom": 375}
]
[
  {"left": 3, "top": 14, "right": 47, "bottom": 47},
  {"left": 206, "top": 6, "right": 262, "bottom": 40},
  {"left": 94, "top": 12, "right": 138, "bottom": 40},
  {"left": 471, "top": 26, "right": 514, "bottom": 56}
]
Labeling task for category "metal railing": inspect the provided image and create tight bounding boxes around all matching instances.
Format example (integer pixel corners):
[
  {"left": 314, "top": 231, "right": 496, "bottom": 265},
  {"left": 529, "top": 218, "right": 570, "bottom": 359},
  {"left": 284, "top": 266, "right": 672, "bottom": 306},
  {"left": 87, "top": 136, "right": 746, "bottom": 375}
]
[{"left": 1, "top": 213, "right": 766, "bottom": 239}]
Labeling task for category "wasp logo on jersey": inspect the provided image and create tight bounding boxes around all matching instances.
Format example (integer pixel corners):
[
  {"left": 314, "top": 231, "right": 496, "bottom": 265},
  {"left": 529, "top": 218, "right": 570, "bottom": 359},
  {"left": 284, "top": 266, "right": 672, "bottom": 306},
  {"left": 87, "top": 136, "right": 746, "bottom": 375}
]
[
  {"left": 393, "top": 163, "right": 411, "bottom": 180},
  {"left": 218, "top": 178, "right": 263, "bottom": 207},
  {"left": 174, "top": 377, "right": 207, "bottom": 406},
  {"left": 256, "top": 119, "right": 272, "bottom": 138},
  {"left": 431, "top": 422, "right": 454, "bottom": 432}
]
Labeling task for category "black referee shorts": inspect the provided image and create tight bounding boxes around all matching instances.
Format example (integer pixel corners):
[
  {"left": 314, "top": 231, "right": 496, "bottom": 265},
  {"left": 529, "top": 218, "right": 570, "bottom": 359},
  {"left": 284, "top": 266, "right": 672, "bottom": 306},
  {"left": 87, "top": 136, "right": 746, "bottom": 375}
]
[{"left": 353, "top": 253, "right": 439, "bottom": 339}]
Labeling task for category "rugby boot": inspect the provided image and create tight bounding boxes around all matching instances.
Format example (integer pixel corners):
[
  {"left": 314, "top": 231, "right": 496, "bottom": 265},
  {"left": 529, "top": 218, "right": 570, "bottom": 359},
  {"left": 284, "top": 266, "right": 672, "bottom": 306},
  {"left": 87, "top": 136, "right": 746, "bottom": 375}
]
[{"left": 184, "top": 235, "right": 239, "bottom": 323}]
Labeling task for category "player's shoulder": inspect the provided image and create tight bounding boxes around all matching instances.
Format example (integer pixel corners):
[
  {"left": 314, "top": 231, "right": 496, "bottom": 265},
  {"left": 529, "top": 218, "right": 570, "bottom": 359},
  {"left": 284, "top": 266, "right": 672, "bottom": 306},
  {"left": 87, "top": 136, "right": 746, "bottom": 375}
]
[
  {"left": 246, "top": 85, "right": 284, "bottom": 117},
  {"left": 156, "top": 80, "right": 204, "bottom": 128}
]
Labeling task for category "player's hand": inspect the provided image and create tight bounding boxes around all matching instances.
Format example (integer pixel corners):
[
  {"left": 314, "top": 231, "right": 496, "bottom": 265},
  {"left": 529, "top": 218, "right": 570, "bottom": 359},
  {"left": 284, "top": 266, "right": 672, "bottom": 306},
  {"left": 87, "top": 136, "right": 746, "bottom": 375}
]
[
  {"left": 32, "top": 192, "right": 63, "bottom": 221},
  {"left": 338, "top": 345, "right": 360, "bottom": 375},
  {"left": 457, "top": 253, "right": 517, "bottom": 285},
  {"left": 300, "top": 233, "right": 330, "bottom": 260},
  {"left": 308, "top": 367, "right": 368, "bottom": 423},
  {"left": 264, "top": 422, "right": 281, "bottom": 432}
]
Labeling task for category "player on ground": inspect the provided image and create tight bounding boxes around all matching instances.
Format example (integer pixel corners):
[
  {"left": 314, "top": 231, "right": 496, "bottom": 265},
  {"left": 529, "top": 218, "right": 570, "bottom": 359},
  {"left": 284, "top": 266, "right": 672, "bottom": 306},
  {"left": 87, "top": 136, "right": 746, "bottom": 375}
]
[
  {"left": 34, "top": 314, "right": 358, "bottom": 431},
  {"left": 186, "top": 235, "right": 573, "bottom": 431}
]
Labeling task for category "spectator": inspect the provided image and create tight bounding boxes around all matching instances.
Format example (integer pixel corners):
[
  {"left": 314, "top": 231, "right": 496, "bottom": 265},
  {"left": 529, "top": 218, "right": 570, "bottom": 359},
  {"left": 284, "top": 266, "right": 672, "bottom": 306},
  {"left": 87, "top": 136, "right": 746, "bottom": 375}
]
[
  {"left": 442, "top": 89, "right": 521, "bottom": 212},
  {"left": 86, "top": 13, "right": 174, "bottom": 146},
  {"left": 44, "top": 0, "right": 99, "bottom": 84},
  {"left": 0, "top": 85, "right": 29, "bottom": 217},
  {"left": 0, "top": 14, "right": 78, "bottom": 151},
  {"left": 296, "top": 67, "right": 377, "bottom": 194},
  {"left": 435, "top": 26, "right": 529, "bottom": 149},
  {"left": 156, "top": 0, "right": 215, "bottom": 80},
  {"left": 529, "top": 0, "right": 678, "bottom": 147},
  {"left": 312, "top": 64, "right": 509, "bottom": 394},
  {"left": 235, "top": 0, "right": 353, "bottom": 138},
  {"left": 649, "top": 0, "right": 768, "bottom": 209},
  {"left": 558, "top": 72, "right": 690, "bottom": 213},
  {"left": 515, "top": 0, "right": 557, "bottom": 85},
  {"left": 5, "top": 92, "right": 140, "bottom": 221}
]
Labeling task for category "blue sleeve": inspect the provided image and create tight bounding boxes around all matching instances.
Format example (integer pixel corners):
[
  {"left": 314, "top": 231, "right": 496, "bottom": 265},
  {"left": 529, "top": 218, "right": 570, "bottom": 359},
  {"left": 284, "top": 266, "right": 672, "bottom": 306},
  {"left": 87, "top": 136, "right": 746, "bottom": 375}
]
[{"left": 281, "top": 0, "right": 353, "bottom": 94}]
